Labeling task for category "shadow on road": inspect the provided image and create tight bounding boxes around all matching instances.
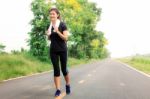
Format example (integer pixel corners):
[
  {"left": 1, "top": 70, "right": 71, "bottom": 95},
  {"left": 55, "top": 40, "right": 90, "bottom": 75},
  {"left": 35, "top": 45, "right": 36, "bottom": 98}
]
[{"left": 55, "top": 92, "right": 66, "bottom": 99}]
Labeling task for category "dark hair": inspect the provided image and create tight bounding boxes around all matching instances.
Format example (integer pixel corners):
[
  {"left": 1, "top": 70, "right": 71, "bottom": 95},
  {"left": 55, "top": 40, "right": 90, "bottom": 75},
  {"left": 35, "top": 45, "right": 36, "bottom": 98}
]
[{"left": 49, "top": 8, "right": 61, "bottom": 20}]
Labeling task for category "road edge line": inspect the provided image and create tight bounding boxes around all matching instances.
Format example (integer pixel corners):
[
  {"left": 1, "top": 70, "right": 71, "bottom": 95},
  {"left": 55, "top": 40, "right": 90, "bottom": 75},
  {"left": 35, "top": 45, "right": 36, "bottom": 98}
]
[
  {"left": 2, "top": 70, "right": 53, "bottom": 83},
  {"left": 116, "top": 60, "right": 150, "bottom": 78}
]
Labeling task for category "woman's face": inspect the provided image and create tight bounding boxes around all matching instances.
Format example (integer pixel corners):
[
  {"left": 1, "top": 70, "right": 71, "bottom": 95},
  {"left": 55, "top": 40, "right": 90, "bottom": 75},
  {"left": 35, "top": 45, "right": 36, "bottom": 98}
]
[{"left": 50, "top": 10, "right": 59, "bottom": 21}]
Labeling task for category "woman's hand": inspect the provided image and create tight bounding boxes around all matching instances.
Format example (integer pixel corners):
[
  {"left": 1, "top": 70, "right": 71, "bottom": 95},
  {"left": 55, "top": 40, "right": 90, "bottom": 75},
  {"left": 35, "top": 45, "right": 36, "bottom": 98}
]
[
  {"left": 53, "top": 26, "right": 59, "bottom": 33},
  {"left": 53, "top": 26, "right": 68, "bottom": 41},
  {"left": 46, "top": 30, "right": 51, "bottom": 36}
]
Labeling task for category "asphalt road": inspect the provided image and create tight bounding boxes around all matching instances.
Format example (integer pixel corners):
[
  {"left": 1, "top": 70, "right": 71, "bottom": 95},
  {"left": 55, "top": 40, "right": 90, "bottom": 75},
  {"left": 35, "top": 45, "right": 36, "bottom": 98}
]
[{"left": 0, "top": 59, "right": 150, "bottom": 99}]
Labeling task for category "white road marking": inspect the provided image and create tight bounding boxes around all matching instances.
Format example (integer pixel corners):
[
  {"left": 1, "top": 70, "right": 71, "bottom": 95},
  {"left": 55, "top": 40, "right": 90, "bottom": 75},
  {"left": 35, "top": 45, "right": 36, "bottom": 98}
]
[
  {"left": 78, "top": 80, "right": 85, "bottom": 84},
  {"left": 119, "top": 82, "right": 125, "bottom": 86},
  {"left": 88, "top": 74, "right": 92, "bottom": 77},
  {"left": 2, "top": 70, "right": 53, "bottom": 82},
  {"left": 92, "top": 70, "right": 96, "bottom": 73},
  {"left": 41, "top": 85, "right": 51, "bottom": 90},
  {"left": 117, "top": 61, "right": 150, "bottom": 78}
]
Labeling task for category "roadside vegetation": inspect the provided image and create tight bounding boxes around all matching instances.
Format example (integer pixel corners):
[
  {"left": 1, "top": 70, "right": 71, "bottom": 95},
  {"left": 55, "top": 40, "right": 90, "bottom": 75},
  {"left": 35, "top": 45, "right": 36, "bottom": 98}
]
[
  {"left": 0, "top": 51, "right": 98, "bottom": 81},
  {"left": 119, "top": 55, "right": 150, "bottom": 75}
]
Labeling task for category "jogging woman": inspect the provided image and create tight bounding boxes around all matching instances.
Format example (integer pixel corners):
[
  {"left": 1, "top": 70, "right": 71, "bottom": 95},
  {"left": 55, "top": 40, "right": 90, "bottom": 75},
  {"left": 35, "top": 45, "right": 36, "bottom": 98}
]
[{"left": 46, "top": 8, "right": 71, "bottom": 97}]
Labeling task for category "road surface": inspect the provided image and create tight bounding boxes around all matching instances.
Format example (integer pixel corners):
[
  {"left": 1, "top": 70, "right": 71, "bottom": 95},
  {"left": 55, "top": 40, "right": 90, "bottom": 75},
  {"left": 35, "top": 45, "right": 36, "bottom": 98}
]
[{"left": 0, "top": 59, "right": 150, "bottom": 99}]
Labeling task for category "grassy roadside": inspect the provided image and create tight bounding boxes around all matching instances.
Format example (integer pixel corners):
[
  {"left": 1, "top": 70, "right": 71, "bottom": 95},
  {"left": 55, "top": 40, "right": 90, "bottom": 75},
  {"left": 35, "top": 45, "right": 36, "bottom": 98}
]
[
  {"left": 0, "top": 53, "right": 98, "bottom": 81},
  {"left": 118, "top": 56, "right": 150, "bottom": 75},
  {"left": 0, "top": 53, "right": 50, "bottom": 81}
]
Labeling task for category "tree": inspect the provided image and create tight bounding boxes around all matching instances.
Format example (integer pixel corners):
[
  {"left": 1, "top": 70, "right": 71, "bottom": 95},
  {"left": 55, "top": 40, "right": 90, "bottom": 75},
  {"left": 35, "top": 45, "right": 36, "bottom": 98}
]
[
  {"left": 28, "top": 0, "right": 109, "bottom": 60},
  {"left": 28, "top": 0, "right": 52, "bottom": 61},
  {"left": 56, "top": 0, "right": 108, "bottom": 58},
  {"left": 0, "top": 43, "right": 5, "bottom": 53}
]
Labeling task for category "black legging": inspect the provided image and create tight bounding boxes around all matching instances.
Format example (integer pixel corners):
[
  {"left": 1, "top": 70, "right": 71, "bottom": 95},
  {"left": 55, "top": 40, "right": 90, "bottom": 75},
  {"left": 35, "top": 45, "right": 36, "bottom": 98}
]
[{"left": 50, "top": 50, "right": 68, "bottom": 77}]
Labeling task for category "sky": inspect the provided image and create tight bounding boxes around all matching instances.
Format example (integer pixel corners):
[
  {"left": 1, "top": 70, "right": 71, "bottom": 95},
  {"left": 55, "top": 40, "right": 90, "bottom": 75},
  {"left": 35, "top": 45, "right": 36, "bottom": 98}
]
[
  {"left": 0, "top": 0, "right": 32, "bottom": 52},
  {"left": 0, "top": 0, "right": 150, "bottom": 57},
  {"left": 90, "top": 0, "right": 150, "bottom": 57}
]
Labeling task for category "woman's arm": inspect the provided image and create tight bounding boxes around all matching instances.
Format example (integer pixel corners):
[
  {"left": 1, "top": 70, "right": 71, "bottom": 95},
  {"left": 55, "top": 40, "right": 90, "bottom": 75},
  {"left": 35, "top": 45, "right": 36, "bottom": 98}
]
[
  {"left": 56, "top": 30, "right": 68, "bottom": 41},
  {"left": 54, "top": 26, "right": 68, "bottom": 41}
]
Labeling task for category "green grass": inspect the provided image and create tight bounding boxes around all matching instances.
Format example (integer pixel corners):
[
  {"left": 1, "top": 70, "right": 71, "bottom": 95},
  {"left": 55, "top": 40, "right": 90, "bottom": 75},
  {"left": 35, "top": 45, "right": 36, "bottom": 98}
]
[
  {"left": 119, "top": 56, "right": 150, "bottom": 75},
  {"left": 0, "top": 53, "right": 51, "bottom": 81},
  {"left": 0, "top": 53, "right": 98, "bottom": 81}
]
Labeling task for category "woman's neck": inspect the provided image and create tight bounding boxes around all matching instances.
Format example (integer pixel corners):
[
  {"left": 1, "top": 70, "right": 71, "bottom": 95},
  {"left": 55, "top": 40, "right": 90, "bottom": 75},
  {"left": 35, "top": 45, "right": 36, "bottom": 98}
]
[{"left": 51, "top": 20, "right": 57, "bottom": 24}]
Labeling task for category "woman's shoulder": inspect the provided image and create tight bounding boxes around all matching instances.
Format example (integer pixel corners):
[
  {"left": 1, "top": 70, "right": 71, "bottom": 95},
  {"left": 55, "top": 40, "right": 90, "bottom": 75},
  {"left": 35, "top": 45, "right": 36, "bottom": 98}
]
[
  {"left": 60, "top": 21, "right": 67, "bottom": 26},
  {"left": 59, "top": 21, "right": 67, "bottom": 30}
]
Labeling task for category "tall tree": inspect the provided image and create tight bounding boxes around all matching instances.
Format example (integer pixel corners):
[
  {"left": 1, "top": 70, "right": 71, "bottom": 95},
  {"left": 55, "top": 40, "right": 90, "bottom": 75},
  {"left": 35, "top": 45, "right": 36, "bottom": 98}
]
[
  {"left": 28, "top": 0, "right": 109, "bottom": 60},
  {"left": 28, "top": 0, "right": 52, "bottom": 61},
  {"left": 56, "top": 0, "right": 108, "bottom": 58}
]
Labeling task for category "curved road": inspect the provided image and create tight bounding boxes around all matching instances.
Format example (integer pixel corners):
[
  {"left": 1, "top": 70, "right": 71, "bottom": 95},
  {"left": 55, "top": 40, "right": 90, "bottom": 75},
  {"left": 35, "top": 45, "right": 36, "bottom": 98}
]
[{"left": 0, "top": 59, "right": 150, "bottom": 99}]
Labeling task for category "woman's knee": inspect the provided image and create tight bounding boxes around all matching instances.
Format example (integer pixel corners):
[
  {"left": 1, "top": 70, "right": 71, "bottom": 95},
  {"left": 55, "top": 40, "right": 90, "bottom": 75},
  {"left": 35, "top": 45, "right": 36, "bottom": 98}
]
[
  {"left": 54, "top": 70, "right": 60, "bottom": 77},
  {"left": 61, "top": 68, "right": 68, "bottom": 76}
]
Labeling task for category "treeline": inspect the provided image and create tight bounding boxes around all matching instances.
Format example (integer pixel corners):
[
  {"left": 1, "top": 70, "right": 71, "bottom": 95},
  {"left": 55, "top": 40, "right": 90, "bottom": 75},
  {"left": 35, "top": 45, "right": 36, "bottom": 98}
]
[{"left": 28, "top": 0, "right": 109, "bottom": 61}]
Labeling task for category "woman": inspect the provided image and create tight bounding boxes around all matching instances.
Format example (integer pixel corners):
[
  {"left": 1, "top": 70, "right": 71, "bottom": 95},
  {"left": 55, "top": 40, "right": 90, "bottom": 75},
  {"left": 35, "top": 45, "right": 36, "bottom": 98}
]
[{"left": 46, "top": 8, "right": 71, "bottom": 97}]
